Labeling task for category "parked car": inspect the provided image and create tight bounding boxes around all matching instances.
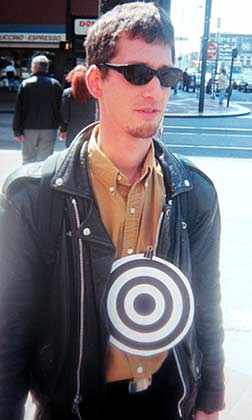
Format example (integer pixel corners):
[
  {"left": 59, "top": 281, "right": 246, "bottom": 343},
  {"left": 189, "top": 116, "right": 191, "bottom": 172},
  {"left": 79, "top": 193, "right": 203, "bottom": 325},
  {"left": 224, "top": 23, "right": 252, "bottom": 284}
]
[
  {"left": 238, "top": 76, "right": 252, "bottom": 92},
  {"left": 232, "top": 74, "right": 243, "bottom": 89}
]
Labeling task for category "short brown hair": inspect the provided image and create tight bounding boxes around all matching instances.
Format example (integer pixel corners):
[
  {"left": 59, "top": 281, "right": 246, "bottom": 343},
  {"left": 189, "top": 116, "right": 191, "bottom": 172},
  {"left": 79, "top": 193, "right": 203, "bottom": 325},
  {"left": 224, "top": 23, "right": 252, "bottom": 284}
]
[{"left": 85, "top": 2, "right": 175, "bottom": 69}]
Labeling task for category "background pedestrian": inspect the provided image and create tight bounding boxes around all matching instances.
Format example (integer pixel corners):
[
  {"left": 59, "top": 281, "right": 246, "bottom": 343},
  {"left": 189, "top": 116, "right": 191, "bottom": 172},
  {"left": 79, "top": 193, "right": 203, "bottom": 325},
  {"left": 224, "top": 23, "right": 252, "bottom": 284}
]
[
  {"left": 13, "top": 54, "right": 63, "bottom": 164},
  {"left": 5, "top": 62, "right": 16, "bottom": 92},
  {"left": 59, "top": 64, "right": 96, "bottom": 147},
  {"left": 183, "top": 67, "right": 190, "bottom": 92},
  {"left": 218, "top": 69, "right": 228, "bottom": 105}
]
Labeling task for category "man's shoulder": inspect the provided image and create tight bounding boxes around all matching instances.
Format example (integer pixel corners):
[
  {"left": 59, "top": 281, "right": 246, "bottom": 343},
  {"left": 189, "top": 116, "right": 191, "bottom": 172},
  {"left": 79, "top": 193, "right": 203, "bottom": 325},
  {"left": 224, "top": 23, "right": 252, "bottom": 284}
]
[
  {"left": 177, "top": 156, "right": 218, "bottom": 218},
  {"left": 155, "top": 141, "right": 215, "bottom": 192},
  {"left": 21, "top": 74, "right": 36, "bottom": 87},
  {"left": 48, "top": 75, "right": 63, "bottom": 89},
  {"left": 3, "top": 162, "right": 43, "bottom": 200},
  {"left": 159, "top": 144, "right": 218, "bottom": 204},
  {"left": 178, "top": 155, "right": 215, "bottom": 187}
]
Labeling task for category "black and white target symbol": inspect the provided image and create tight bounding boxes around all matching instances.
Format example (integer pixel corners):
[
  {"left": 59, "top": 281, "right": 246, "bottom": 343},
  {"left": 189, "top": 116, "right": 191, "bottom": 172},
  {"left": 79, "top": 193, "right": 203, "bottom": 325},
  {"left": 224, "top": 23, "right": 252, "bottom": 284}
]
[{"left": 105, "top": 254, "right": 194, "bottom": 356}]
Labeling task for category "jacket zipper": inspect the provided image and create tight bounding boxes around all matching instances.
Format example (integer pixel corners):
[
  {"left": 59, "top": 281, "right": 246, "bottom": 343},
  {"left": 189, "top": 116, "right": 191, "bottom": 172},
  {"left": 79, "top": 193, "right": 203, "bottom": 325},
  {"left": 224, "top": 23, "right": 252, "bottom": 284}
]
[
  {"left": 71, "top": 198, "right": 85, "bottom": 420},
  {"left": 173, "top": 348, "right": 186, "bottom": 418},
  {"left": 153, "top": 211, "right": 164, "bottom": 255},
  {"left": 155, "top": 200, "right": 187, "bottom": 419}
]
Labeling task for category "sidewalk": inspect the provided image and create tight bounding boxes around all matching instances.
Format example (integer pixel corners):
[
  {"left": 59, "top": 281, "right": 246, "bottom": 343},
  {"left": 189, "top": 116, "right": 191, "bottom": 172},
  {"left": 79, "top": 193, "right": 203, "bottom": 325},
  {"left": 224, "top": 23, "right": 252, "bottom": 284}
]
[
  {"left": 192, "top": 157, "right": 252, "bottom": 420},
  {"left": 0, "top": 89, "right": 16, "bottom": 113},
  {"left": 165, "top": 88, "right": 251, "bottom": 118}
]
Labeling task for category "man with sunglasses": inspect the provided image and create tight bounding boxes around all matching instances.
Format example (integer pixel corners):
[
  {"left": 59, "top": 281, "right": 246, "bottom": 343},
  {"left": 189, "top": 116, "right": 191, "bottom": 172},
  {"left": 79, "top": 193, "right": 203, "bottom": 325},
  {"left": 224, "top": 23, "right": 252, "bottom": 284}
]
[{"left": 0, "top": 3, "right": 224, "bottom": 420}]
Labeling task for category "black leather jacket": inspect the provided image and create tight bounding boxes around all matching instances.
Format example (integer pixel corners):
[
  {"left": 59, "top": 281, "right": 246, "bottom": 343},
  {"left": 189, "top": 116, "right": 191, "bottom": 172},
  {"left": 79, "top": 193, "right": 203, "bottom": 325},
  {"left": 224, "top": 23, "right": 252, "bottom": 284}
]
[
  {"left": 13, "top": 73, "right": 63, "bottom": 136},
  {"left": 0, "top": 125, "right": 225, "bottom": 420}
]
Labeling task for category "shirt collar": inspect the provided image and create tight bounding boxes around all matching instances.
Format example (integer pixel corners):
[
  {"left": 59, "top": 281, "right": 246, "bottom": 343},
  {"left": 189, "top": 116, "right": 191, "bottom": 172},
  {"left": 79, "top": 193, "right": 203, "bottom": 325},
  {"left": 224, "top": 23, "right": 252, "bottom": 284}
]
[{"left": 87, "top": 124, "right": 155, "bottom": 189}]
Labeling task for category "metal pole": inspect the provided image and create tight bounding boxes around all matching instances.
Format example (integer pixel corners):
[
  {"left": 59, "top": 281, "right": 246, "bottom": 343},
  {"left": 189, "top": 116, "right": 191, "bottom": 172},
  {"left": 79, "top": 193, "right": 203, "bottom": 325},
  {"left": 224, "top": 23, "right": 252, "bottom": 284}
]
[
  {"left": 198, "top": 0, "right": 212, "bottom": 113},
  {"left": 214, "top": 18, "right": 221, "bottom": 81},
  {"left": 226, "top": 57, "right": 234, "bottom": 107},
  {"left": 66, "top": 0, "right": 72, "bottom": 43},
  {"left": 227, "top": 48, "right": 238, "bottom": 107}
]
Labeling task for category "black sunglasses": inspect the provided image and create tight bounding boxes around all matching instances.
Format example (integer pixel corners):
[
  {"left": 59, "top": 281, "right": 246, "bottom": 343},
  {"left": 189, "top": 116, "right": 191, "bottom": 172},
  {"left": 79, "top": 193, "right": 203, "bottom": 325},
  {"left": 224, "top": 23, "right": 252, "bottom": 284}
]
[{"left": 100, "top": 63, "right": 182, "bottom": 88}]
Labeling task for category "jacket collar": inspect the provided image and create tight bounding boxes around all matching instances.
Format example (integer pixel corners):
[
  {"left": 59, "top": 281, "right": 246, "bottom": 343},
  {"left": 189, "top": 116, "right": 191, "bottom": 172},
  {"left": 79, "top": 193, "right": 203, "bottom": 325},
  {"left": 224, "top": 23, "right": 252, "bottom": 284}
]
[{"left": 51, "top": 122, "right": 193, "bottom": 199}]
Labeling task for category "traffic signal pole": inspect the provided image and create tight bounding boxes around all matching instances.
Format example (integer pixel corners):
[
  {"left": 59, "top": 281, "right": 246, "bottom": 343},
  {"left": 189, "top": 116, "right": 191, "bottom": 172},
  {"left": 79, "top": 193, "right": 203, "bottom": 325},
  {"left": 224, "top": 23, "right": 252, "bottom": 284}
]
[
  {"left": 227, "top": 48, "right": 238, "bottom": 107},
  {"left": 198, "top": 0, "right": 212, "bottom": 113},
  {"left": 66, "top": 0, "right": 72, "bottom": 44}
]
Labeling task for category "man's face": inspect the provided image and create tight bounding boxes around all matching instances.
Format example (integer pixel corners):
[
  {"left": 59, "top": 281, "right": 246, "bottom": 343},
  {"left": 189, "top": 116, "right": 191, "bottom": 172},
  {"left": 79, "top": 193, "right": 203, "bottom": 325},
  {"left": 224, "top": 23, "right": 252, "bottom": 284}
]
[{"left": 97, "top": 35, "right": 172, "bottom": 140}]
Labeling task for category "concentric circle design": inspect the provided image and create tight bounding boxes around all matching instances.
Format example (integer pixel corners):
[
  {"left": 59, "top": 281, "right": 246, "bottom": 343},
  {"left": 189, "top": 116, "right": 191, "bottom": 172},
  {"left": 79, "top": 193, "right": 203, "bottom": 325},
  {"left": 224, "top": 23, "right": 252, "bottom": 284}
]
[{"left": 104, "top": 254, "right": 194, "bottom": 356}]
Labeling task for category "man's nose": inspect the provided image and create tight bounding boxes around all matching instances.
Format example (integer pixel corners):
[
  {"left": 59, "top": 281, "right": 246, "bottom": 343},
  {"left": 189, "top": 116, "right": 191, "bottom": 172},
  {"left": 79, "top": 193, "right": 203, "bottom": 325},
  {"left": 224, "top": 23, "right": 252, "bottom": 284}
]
[{"left": 141, "top": 76, "right": 166, "bottom": 97}]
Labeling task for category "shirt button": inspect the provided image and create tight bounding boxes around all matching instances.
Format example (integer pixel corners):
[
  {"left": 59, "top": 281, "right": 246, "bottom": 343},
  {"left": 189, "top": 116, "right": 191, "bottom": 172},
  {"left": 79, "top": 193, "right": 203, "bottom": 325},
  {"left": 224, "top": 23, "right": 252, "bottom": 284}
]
[
  {"left": 127, "top": 248, "right": 134, "bottom": 255},
  {"left": 137, "top": 366, "right": 143, "bottom": 374},
  {"left": 117, "top": 174, "right": 122, "bottom": 181},
  {"left": 184, "top": 179, "right": 190, "bottom": 187},
  {"left": 145, "top": 181, "right": 149, "bottom": 189},
  {"left": 83, "top": 228, "right": 91, "bottom": 236},
  {"left": 55, "top": 177, "right": 64, "bottom": 187},
  {"left": 130, "top": 207, "right": 136, "bottom": 214},
  {"left": 109, "top": 186, "right": 115, "bottom": 193}
]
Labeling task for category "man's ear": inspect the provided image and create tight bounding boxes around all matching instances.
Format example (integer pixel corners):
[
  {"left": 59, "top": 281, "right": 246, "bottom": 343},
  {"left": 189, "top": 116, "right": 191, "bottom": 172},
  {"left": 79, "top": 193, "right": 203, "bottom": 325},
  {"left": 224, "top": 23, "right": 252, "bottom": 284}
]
[{"left": 85, "top": 65, "right": 103, "bottom": 99}]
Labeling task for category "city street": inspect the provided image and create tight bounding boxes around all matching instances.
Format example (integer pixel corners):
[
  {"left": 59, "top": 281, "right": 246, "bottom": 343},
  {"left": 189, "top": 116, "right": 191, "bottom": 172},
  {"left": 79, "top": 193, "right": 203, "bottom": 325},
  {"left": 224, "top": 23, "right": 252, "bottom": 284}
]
[
  {"left": 163, "top": 113, "right": 252, "bottom": 159},
  {"left": 164, "top": 89, "right": 252, "bottom": 159},
  {"left": 0, "top": 90, "right": 252, "bottom": 419}
]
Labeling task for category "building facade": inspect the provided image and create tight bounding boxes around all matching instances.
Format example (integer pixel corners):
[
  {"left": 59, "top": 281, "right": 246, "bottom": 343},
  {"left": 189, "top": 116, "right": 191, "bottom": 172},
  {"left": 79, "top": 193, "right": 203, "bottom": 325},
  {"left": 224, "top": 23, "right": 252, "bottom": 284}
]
[
  {"left": 209, "top": 32, "right": 252, "bottom": 73},
  {"left": 0, "top": 0, "right": 99, "bottom": 85}
]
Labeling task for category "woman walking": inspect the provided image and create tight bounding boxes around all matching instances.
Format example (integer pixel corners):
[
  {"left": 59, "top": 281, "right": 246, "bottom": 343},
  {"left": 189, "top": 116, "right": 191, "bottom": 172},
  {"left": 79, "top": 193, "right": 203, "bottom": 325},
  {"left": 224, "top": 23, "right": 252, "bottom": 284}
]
[{"left": 60, "top": 65, "right": 96, "bottom": 146}]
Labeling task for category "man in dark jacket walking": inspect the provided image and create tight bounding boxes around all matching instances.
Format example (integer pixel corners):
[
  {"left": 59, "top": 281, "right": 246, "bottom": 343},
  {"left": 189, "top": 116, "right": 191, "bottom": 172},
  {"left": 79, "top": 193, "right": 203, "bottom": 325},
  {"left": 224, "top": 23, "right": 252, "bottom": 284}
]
[
  {"left": 0, "top": 3, "right": 225, "bottom": 420},
  {"left": 13, "top": 54, "right": 63, "bottom": 164}
]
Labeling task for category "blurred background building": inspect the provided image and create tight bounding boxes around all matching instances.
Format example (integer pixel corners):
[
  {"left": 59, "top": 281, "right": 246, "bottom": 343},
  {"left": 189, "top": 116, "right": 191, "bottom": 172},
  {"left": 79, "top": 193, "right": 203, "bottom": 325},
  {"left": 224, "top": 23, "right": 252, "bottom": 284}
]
[
  {"left": 0, "top": 0, "right": 251, "bottom": 91},
  {"left": 0, "top": 0, "right": 99, "bottom": 85}
]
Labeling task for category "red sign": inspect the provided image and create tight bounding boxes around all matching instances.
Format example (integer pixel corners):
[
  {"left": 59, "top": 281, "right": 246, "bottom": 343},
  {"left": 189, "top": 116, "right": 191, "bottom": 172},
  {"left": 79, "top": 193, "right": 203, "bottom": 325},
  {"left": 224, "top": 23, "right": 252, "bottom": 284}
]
[{"left": 207, "top": 42, "right": 217, "bottom": 60}]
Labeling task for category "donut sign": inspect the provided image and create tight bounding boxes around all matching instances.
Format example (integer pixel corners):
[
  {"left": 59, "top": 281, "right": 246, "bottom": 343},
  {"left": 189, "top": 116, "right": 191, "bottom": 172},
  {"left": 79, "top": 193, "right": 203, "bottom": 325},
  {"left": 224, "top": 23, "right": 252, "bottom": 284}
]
[
  {"left": 104, "top": 254, "right": 194, "bottom": 356},
  {"left": 74, "top": 19, "right": 97, "bottom": 36}
]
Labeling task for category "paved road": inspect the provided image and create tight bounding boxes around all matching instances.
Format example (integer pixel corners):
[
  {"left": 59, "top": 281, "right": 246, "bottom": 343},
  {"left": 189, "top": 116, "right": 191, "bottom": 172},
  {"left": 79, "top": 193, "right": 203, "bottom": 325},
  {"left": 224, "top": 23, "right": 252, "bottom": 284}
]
[{"left": 163, "top": 94, "right": 252, "bottom": 158}]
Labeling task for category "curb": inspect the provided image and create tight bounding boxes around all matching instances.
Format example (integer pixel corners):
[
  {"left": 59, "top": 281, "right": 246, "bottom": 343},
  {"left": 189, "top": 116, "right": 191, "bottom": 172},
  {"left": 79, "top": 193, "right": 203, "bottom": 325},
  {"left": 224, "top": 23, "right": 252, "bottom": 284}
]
[{"left": 165, "top": 103, "right": 251, "bottom": 118}]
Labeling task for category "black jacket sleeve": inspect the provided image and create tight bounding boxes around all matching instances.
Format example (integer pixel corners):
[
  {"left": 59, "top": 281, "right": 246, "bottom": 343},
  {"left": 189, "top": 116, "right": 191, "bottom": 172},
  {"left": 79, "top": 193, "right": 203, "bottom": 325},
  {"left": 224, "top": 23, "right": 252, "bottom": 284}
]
[
  {"left": 60, "top": 89, "right": 71, "bottom": 133},
  {"left": 0, "top": 186, "right": 44, "bottom": 419},
  {"left": 188, "top": 169, "right": 225, "bottom": 413}
]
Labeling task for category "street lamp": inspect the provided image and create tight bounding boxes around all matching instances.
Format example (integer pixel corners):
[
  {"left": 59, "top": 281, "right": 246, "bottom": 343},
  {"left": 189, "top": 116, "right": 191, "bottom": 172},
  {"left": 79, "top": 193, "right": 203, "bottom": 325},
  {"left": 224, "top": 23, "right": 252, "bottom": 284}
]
[
  {"left": 198, "top": 0, "right": 212, "bottom": 113},
  {"left": 214, "top": 17, "right": 221, "bottom": 81}
]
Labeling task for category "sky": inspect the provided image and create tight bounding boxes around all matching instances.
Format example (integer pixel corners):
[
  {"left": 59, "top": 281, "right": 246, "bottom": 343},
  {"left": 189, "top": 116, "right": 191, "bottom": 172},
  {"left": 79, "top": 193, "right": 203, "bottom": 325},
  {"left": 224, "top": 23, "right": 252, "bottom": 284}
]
[{"left": 170, "top": 0, "right": 252, "bottom": 53}]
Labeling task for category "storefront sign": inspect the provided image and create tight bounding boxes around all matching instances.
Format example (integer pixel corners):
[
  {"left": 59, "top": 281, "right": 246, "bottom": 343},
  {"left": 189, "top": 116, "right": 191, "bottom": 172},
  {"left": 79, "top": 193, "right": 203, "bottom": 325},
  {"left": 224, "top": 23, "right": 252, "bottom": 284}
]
[
  {"left": 74, "top": 19, "right": 96, "bottom": 36},
  {"left": 0, "top": 33, "right": 65, "bottom": 43}
]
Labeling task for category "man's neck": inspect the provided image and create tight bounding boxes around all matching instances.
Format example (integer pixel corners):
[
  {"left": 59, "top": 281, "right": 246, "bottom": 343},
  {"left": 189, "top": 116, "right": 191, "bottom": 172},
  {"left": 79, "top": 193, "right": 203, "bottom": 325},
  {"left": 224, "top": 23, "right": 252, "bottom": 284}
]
[{"left": 97, "top": 124, "right": 152, "bottom": 185}]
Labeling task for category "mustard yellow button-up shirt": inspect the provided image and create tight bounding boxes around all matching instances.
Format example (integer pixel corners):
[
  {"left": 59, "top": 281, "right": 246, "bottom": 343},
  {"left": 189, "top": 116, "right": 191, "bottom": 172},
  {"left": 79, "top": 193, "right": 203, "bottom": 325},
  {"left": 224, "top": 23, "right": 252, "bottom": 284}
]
[{"left": 87, "top": 125, "right": 168, "bottom": 383}]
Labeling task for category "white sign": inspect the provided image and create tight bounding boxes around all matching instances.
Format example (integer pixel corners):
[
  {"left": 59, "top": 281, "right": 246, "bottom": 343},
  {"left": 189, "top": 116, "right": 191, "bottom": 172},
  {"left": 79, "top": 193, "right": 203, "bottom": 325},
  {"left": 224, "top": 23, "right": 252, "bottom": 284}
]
[
  {"left": 74, "top": 19, "right": 96, "bottom": 36},
  {"left": 0, "top": 33, "right": 65, "bottom": 43}
]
